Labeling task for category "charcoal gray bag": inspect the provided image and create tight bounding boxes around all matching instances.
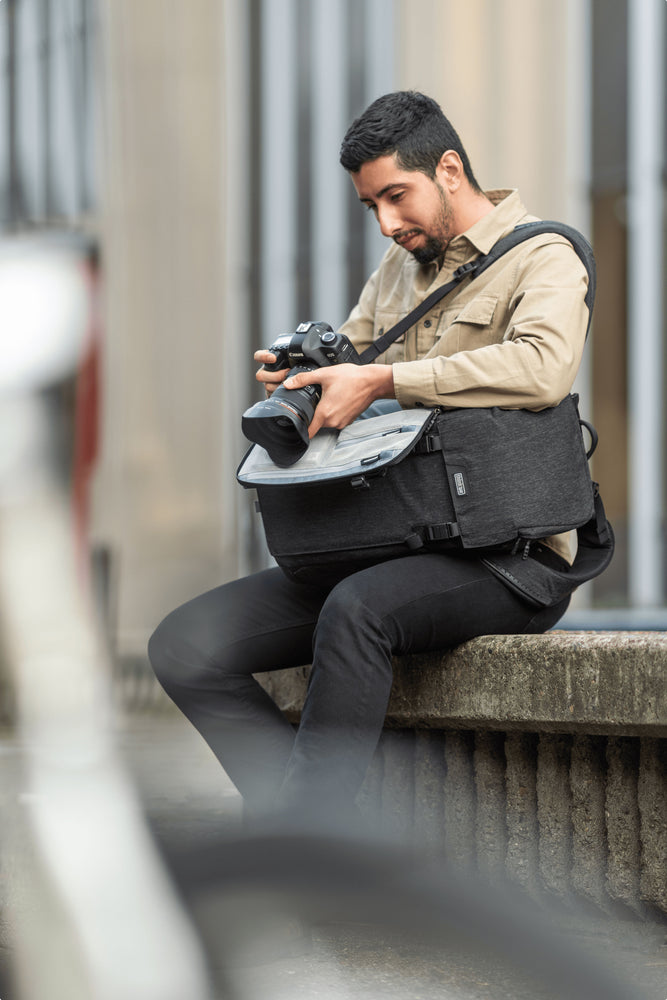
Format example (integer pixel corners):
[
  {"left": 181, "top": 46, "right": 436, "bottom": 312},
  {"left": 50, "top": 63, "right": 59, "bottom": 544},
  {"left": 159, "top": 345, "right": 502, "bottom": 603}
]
[{"left": 237, "top": 222, "right": 615, "bottom": 606}]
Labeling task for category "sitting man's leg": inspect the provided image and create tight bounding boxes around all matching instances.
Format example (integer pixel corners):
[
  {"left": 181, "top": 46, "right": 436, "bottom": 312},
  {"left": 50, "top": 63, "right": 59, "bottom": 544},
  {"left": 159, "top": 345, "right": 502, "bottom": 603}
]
[
  {"left": 148, "top": 567, "right": 327, "bottom": 811},
  {"left": 276, "top": 552, "right": 568, "bottom": 817},
  {"left": 149, "top": 553, "right": 568, "bottom": 823}
]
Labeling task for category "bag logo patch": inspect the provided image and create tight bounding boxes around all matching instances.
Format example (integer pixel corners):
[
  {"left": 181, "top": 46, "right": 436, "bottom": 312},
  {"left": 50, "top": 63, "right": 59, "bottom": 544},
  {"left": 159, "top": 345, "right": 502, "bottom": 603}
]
[{"left": 454, "top": 472, "right": 467, "bottom": 496}]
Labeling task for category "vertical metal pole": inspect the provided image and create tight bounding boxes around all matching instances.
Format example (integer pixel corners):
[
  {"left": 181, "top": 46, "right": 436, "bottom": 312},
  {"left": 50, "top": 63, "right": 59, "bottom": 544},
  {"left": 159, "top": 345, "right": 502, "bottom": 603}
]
[
  {"left": 345, "top": 0, "right": 367, "bottom": 309},
  {"left": 311, "top": 0, "right": 348, "bottom": 329},
  {"left": 362, "top": 0, "right": 396, "bottom": 276},
  {"left": 566, "top": 0, "right": 594, "bottom": 607},
  {"left": 7, "top": 0, "right": 22, "bottom": 228},
  {"left": 260, "top": 0, "right": 297, "bottom": 339},
  {"left": 627, "top": 0, "right": 665, "bottom": 607},
  {"left": 42, "top": 0, "right": 55, "bottom": 219},
  {"left": 295, "top": 0, "right": 312, "bottom": 321}
]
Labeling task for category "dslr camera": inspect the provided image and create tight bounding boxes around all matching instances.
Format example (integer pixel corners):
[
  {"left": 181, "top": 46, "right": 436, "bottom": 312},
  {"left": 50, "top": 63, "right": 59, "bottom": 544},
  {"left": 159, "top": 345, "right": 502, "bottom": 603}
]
[{"left": 242, "top": 320, "right": 362, "bottom": 467}]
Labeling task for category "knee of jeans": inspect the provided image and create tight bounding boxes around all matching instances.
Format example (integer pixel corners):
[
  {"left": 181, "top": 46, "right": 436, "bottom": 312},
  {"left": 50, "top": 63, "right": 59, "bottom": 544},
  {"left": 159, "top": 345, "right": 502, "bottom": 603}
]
[
  {"left": 147, "top": 610, "right": 211, "bottom": 693},
  {"left": 316, "top": 576, "right": 384, "bottom": 641}
]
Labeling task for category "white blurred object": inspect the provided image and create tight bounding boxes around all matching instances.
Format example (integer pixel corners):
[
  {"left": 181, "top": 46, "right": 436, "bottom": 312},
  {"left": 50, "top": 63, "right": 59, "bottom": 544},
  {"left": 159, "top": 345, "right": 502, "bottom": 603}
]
[
  {"left": 0, "top": 237, "right": 214, "bottom": 998},
  {"left": 0, "top": 240, "right": 89, "bottom": 393}
]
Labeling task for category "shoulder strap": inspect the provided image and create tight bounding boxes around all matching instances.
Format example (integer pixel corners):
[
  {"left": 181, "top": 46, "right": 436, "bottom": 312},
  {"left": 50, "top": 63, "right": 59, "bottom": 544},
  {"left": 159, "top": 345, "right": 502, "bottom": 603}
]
[{"left": 359, "top": 221, "right": 596, "bottom": 364}]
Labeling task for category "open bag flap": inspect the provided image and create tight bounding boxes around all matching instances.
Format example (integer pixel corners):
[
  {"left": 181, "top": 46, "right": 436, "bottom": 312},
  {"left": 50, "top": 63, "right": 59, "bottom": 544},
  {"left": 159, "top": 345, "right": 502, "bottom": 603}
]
[{"left": 237, "top": 408, "right": 435, "bottom": 487}]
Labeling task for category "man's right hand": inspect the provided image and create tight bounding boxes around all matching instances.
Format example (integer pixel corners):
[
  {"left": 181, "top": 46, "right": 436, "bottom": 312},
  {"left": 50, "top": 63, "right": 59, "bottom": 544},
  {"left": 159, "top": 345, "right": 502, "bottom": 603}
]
[{"left": 254, "top": 350, "right": 289, "bottom": 397}]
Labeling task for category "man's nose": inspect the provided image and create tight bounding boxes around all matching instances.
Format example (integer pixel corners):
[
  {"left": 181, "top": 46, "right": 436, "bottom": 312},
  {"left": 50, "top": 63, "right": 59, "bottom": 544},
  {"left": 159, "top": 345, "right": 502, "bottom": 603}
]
[{"left": 376, "top": 202, "right": 402, "bottom": 238}]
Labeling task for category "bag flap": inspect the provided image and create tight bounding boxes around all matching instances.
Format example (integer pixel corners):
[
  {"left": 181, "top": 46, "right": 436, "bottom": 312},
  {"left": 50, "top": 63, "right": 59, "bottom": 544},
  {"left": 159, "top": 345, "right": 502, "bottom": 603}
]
[
  {"left": 436, "top": 395, "right": 595, "bottom": 548},
  {"left": 237, "top": 408, "right": 435, "bottom": 486}
]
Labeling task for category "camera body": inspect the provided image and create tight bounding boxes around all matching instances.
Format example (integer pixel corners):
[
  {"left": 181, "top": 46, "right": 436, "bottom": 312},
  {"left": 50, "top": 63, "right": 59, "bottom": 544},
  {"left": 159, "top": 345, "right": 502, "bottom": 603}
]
[
  {"left": 264, "top": 320, "right": 361, "bottom": 374},
  {"left": 242, "top": 320, "right": 362, "bottom": 467}
]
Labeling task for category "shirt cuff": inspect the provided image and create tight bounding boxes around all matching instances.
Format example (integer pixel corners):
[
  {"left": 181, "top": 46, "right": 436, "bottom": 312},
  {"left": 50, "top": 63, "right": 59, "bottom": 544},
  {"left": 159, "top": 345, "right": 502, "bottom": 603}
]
[{"left": 391, "top": 360, "right": 436, "bottom": 408}]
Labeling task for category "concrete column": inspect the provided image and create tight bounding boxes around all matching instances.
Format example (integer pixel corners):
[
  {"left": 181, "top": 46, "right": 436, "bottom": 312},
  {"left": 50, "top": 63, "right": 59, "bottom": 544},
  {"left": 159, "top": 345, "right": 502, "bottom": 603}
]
[
  {"left": 605, "top": 737, "right": 641, "bottom": 910},
  {"left": 94, "top": 1, "right": 247, "bottom": 655},
  {"left": 396, "top": 0, "right": 578, "bottom": 222},
  {"left": 505, "top": 732, "right": 540, "bottom": 894}
]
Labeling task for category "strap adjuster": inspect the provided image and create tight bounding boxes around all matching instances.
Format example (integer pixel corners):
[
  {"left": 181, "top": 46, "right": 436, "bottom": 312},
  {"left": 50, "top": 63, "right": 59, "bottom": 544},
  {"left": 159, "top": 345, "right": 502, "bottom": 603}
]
[
  {"left": 414, "top": 434, "right": 442, "bottom": 455},
  {"left": 423, "top": 522, "right": 460, "bottom": 541},
  {"left": 453, "top": 259, "right": 479, "bottom": 281}
]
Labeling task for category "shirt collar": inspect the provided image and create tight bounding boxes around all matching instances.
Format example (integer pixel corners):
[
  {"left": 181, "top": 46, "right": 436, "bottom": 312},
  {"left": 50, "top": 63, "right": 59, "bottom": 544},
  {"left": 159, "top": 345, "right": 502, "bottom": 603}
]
[{"left": 454, "top": 189, "right": 531, "bottom": 255}]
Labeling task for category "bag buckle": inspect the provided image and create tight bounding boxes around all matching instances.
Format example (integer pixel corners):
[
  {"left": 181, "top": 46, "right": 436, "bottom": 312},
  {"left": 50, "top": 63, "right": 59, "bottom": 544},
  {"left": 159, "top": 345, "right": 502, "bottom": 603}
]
[
  {"left": 414, "top": 434, "right": 442, "bottom": 455},
  {"left": 453, "top": 259, "right": 479, "bottom": 281},
  {"left": 423, "top": 522, "right": 460, "bottom": 541}
]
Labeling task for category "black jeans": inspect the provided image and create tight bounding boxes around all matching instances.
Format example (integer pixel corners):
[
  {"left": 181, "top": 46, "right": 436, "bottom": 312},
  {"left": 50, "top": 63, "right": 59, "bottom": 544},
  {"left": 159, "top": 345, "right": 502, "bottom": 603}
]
[{"left": 148, "top": 552, "right": 569, "bottom": 818}]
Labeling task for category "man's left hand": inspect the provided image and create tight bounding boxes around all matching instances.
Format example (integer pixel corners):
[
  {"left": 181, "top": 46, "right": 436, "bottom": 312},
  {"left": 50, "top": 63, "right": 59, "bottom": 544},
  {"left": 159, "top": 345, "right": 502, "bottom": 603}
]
[{"left": 283, "top": 363, "right": 395, "bottom": 438}]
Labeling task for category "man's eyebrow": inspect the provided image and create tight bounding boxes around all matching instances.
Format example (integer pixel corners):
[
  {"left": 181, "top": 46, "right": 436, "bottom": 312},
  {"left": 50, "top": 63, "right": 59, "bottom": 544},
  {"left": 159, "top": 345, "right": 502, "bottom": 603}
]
[{"left": 359, "top": 182, "right": 405, "bottom": 203}]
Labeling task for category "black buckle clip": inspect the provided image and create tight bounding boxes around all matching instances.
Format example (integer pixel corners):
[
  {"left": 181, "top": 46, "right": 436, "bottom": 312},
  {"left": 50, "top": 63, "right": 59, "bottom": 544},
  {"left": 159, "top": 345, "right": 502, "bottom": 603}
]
[
  {"left": 453, "top": 260, "right": 479, "bottom": 282},
  {"left": 424, "top": 522, "right": 460, "bottom": 541},
  {"left": 415, "top": 434, "right": 442, "bottom": 455}
]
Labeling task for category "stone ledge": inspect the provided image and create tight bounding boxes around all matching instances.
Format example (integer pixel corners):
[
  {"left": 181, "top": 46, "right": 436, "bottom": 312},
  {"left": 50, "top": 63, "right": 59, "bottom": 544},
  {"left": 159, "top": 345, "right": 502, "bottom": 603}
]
[{"left": 257, "top": 630, "right": 667, "bottom": 737}]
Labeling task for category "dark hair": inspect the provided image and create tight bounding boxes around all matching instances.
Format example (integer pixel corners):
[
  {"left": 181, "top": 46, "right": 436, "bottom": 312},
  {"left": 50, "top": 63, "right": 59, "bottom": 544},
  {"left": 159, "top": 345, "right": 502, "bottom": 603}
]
[{"left": 339, "top": 91, "right": 481, "bottom": 191}]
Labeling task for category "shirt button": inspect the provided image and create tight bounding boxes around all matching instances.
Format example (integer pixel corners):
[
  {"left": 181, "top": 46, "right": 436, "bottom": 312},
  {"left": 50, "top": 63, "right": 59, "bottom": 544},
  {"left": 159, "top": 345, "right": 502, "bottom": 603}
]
[{"left": 424, "top": 320, "right": 432, "bottom": 328}]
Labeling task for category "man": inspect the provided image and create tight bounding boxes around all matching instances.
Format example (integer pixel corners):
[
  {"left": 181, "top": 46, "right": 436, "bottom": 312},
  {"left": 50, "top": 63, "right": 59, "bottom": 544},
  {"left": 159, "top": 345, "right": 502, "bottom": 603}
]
[{"left": 148, "top": 91, "right": 587, "bottom": 827}]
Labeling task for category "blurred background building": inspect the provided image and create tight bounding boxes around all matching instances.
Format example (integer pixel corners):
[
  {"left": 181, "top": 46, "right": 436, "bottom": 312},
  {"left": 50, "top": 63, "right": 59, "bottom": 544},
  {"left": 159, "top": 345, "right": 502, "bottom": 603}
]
[{"left": 0, "top": 0, "right": 665, "bottom": 662}]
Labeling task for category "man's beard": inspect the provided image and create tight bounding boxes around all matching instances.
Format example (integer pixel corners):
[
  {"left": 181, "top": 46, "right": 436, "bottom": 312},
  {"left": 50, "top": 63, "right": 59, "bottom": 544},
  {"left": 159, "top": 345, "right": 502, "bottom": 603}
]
[
  {"left": 404, "top": 184, "right": 452, "bottom": 265},
  {"left": 410, "top": 234, "right": 447, "bottom": 265}
]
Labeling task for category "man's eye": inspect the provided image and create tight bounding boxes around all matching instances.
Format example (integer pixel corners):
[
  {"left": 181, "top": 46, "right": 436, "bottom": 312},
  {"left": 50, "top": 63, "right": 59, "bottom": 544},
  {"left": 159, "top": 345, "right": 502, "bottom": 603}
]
[
  {"left": 391, "top": 192, "right": 404, "bottom": 202},
  {"left": 365, "top": 203, "right": 378, "bottom": 214}
]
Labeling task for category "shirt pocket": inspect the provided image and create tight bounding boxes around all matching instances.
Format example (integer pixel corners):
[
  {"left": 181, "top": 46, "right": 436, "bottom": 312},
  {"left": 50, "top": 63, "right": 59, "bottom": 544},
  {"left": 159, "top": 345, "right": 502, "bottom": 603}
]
[
  {"left": 450, "top": 294, "right": 500, "bottom": 350},
  {"left": 372, "top": 310, "right": 407, "bottom": 364}
]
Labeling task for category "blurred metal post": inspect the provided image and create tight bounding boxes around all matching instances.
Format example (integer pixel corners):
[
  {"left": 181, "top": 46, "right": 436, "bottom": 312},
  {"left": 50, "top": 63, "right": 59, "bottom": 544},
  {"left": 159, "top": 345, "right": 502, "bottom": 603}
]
[
  {"left": 260, "top": 0, "right": 298, "bottom": 338},
  {"left": 362, "top": 0, "right": 396, "bottom": 275},
  {"left": 0, "top": 244, "right": 212, "bottom": 1000},
  {"left": 627, "top": 0, "right": 665, "bottom": 608},
  {"left": 311, "top": 0, "right": 348, "bottom": 329},
  {"left": 566, "top": 0, "right": 594, "bottom": 609}
]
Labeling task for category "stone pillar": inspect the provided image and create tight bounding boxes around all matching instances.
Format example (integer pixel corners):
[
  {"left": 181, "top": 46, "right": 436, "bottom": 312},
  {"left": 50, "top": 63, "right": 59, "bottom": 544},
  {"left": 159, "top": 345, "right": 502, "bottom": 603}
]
[{"left": 94, "top": 1, "right": 249, "bottom": 656}]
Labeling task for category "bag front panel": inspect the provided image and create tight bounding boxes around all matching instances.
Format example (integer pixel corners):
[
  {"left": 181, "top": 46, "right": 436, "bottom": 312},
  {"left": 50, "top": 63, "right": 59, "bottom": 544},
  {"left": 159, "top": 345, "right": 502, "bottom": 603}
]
[
  {"left": 255, "top": 449, "right": 457, "bottom": 568},
  {"left": 437, "top": 396, "right": 595, "bottom": 548}
]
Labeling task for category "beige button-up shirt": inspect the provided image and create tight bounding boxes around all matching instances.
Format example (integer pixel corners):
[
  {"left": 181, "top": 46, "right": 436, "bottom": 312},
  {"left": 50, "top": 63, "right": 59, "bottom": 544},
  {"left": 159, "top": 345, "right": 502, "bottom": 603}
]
[{"left": 339, "top": 189, "right": 591, "bottom": 563}]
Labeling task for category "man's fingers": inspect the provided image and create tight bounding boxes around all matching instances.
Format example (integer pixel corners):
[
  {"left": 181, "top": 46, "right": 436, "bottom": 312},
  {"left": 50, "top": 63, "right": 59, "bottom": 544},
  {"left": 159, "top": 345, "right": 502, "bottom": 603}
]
[
  {"left": 284, "top": 370, "right": 321, "bottom": 390},
  {"left": 307, "top": 409, "right": 325, "bottom": 438}
]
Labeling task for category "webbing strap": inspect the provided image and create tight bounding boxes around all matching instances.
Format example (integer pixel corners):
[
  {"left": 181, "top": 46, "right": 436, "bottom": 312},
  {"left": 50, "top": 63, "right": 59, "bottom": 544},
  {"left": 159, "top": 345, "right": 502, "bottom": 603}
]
[{"left": 359, "top": 221, "right": 596, "bottom": 364}]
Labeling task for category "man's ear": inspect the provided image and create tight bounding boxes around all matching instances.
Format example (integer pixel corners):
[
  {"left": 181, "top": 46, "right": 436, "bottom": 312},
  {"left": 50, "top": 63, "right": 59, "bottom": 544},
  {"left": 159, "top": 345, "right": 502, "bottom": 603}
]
[{"left": 436, "top": 150, "right": 464, "bottom": 192}]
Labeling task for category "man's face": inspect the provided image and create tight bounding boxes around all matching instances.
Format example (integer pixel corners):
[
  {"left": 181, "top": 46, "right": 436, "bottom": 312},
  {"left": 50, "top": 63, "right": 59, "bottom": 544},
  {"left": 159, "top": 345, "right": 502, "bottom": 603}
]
[{"left": 351, "top": 154, "right": 455, "bottom": 265}]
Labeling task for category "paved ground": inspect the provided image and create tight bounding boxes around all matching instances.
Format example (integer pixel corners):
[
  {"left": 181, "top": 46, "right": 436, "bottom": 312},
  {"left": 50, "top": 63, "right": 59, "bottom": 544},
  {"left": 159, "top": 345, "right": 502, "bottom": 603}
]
[
  {"left": 2, "top": 704, "right": 667, "bottom": 999},
  {"left": 111, "top": 709, "right": 667, "bottom": 999}
]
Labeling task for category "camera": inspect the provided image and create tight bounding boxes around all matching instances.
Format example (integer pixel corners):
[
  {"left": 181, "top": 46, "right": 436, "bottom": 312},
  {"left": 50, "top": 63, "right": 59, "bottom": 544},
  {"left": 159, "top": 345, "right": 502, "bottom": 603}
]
[{"left": 242, "top": 320, "right": 362, "bottom": 467}]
